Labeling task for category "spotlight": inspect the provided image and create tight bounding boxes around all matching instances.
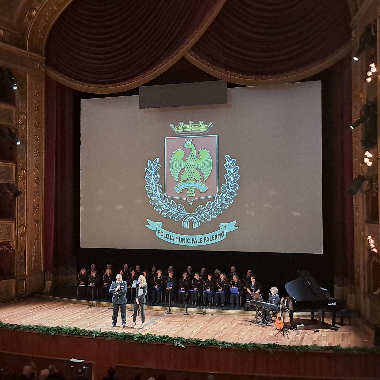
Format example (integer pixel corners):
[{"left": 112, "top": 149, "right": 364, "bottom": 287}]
[
  {"left": 346, "top": 175, "right": 367, "bottom": 195},
  {"left": 350, "top": 98, "right": 377, "bottom": 149},
  {"left": 0, "top": 126, "right": 20, "bottom": 145},
  {"left": 353, "top": 23, "right": 377, "bottom": 61},
  {"left": 6, "top": 183, "right": 22, "bottom": 198}
]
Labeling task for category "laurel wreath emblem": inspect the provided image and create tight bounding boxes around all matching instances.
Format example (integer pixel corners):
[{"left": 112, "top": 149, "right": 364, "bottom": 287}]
[{"left": 145, "top": 155, "right": 240, "bottom": 229}]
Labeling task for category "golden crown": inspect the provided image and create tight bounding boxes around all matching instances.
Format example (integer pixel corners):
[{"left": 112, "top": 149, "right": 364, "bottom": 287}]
[{"left": 170, "top": 121, "right": 213, "bottom": 135}]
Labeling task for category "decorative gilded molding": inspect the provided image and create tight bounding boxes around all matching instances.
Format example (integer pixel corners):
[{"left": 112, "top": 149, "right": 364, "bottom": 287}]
[
  {"left": 350, "top": 0, "right": 379, "bottom": 30},
  {"left": 0, "top": 162, "right": 16, "bottom": 183},
  {"left": 26, "top": 0, "right": 79, "bottom": 55},
  {"left": 25, "top": 76, "right": 44, "bottom": 273},
  {"left": 0, "top": 41, "right": 45, "bottom": 75},
  {"left": 0, "top": 220, "right": 15, "bottom": 241},
  {"left": 15, "top": 72, "right": 27, "bottom": 278},
  {"left": 0, "top": 102, "right": 16, "bottom": 126},
  {"left": 185, "top": 43, "right": 352, "bottom": 87}
]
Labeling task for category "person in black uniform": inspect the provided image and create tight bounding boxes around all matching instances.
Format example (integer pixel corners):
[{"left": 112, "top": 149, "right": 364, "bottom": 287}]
[
  {"left": 229, "top": 274, "right": 243, "bottom": 308},
  {"left": 133, "top": 275, "right": 147, "bottom": 328},
  {"left": 101, "top": 268, "right": 113, "bottom": 301},
  {"left": 165, "top": 271, "right": 177, "bottom": 304},
  {"left": 245, "top": 275, "right": 262, "bottom": 302},
  {"left": 199, "top": 267, "right": 207, "bottom": 281},
  {"left": 121, "top": 263, "right": 130, "bottom": 281},
  {"left": 242, "top": 269, "right": 253, "bottom": 285},
  {"left": 77, "top": 268, "right": 88, "bottom": 299},
  {"left": 203, "top": 273, "right": 215, "bottom": 306},
  {"left": 215, "top": 272, "right": 229, "bottom": 307},
  {"left": 189, "top": 272, "right": 202, "bottom": 306},
  {"left": 87, "top": 269, "right": 99, "bottom": 300},
  {"left": 151, "top": 269, "right": 165, "bottom": 305},
  {"left": 178, "top": 272, "right": 190, "bottom": 305},
  {"left": 186, "top": 266, "right": 193, "bottom": 280},
  {"left": 109, "top": 273, "right": 128, "bottom": 328},
  {"left": 129, "top": 269, "right": 138, "bottom": 303}
]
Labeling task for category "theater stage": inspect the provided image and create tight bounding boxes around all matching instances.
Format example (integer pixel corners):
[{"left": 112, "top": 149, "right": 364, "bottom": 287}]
[{"left": 0, "top": 296, "right": 374, "bottom": 348}]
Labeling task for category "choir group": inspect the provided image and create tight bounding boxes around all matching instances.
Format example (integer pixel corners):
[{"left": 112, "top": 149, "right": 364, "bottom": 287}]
[{"left": 77, "top": 263, "right": 279, "bottom": 309}]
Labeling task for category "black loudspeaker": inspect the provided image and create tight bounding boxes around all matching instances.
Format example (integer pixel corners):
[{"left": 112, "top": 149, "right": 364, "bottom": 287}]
[
  {"left": 374, "top": 327, "right": 380, "bottom": 346},
  {"left": 139, "top": 81, "right": 227, "bottom": 109}
]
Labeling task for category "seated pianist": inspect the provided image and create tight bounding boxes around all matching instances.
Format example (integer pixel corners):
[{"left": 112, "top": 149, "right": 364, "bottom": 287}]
[{"left": 262, "top": 286, "right": 281, "bottom": 325}]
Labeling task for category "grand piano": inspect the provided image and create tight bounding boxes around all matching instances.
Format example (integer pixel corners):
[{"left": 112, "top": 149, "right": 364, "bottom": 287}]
[{"left": 285, "top": 270, "right": 342, "bottom": 327}]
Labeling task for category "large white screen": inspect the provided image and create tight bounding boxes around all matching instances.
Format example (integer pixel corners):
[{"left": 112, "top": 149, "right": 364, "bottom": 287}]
[{"left": 80, "top": 82, "right": 322, "bottom": 253}]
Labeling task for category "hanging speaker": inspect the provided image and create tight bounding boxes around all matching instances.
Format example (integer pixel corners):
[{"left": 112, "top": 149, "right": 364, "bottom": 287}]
[{"left": 139, "top": 81, "right": 227, "bottom": 109}]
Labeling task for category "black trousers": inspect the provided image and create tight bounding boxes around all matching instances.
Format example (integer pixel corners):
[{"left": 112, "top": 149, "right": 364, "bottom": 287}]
[
  {"left": 151, "top": 288, "right": 162, "bottom": 303},
  {"left": 133, "top": 302, "right": 145, "bottom": 323},
  {"left": 112, "top": 303, "right": 126, "bottom": 325},
  {"left": 77, "top": 285, "right": 86, "bottom": 299},
  {"left": 204, "top": 291, "right": 213, "bottom": 305},
  {"left": 178, "top": 291, "right": 186, "bottom": 304},
  {"left": 230, "top": 293, "right": 240, "bottom": 306},
  {"left": 214, "top": 291, "right": 225, "bottom": 305},
  {"left": 165, "top": 289, "right": 175, "bottom": 303},
  {"left": 189, "top": 290, "right": 198, "bottom": 305}
]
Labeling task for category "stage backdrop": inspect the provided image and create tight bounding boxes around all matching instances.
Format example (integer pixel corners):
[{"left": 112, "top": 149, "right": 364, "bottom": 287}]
[{"left": 80, "top": 82, "right": 322, "bottom": 253}]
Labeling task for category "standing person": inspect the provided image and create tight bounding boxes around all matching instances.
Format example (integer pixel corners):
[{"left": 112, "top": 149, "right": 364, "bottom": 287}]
[
  {"left": 101, "top": 268, "right": 112, "bottom": 301},
  {"left": 77, "top": 268, "right": 88, "bottom": 299},
  {"left": 109, "top": 274, "right": 128, "bottom": 328},
  {"left": 151, "top": 269, "right": 165, "bottom": 305},
  {"left": 178, "top": 272, "right": 190, "bottom": 305},
  {"left": 133, "top": 274, "right": 147, "bottom": 328},
  {"left": 215, "top": 272, "right": 229, "bottom": 307},
  {"left": 190, "top": 272, "right": 202, "bottom": 306}
]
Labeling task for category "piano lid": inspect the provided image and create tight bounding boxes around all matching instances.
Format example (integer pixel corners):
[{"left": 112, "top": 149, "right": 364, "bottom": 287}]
[{"left": 285, "top": 270, "right": 328, "bottom": 302}]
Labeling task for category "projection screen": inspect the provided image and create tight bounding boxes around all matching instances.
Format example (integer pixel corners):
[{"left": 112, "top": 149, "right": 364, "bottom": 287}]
[{"left": 80, "top": 82, "right": 322, "bottom": 253}]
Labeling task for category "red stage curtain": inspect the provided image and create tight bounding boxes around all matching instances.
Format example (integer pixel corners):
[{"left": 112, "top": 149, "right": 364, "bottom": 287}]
[
  {"left": 44, "top": 76, "right": 74, "bottom": 271},
  {"left": 188, "top": 0, "right": 351, "bottom": 80},
  {"left": 319, "top": 56, "right": 354, "bottom": 282},
  {"left": 45, "top": 0, "right": 224, "bottom": 86}
]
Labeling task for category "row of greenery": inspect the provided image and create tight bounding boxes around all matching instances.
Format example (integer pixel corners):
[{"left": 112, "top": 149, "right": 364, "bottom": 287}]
[{"left": 1, "top": 321, "right": 379, "bottom": 354}]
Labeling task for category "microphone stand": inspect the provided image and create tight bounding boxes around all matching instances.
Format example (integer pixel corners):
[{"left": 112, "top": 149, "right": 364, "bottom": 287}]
[
  {"left": 183, "top": 292, "right": 189, "bottom": 315},
  {"left": 166, "top": 289, "right": 172, "bottom": 314}
]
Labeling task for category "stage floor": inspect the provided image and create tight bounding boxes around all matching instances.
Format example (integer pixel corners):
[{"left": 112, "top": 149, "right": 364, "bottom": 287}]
[{"left": 0, "top": 296, "right": 374, "bottom": 348}]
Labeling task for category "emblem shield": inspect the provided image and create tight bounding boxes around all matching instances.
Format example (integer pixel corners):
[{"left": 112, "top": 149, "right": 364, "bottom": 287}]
[{"left": 165, "top": 135, "right": 218, "bottom": 204}]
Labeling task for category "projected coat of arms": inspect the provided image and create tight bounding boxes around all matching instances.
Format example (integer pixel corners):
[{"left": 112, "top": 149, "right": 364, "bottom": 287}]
[{"left": 145, "top": 121, "right": 239, "bottom": 246}]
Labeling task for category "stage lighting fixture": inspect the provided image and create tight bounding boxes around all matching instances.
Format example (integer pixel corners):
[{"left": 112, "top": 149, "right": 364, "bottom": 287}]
[
  {"left": 7, "top": 183, "right": 22, "bottom": 198},
  {"left": 0, "top": 126, "right": 20, "bottom": 145},
  {"left": 346, "top": 175, "right": 367, "bottom": 195},
  {"left": 350, "top": 98, "right": 377, "bottom": 130},
  {"left": 353, "top": 23, "right": 377, "bottom": 61}
]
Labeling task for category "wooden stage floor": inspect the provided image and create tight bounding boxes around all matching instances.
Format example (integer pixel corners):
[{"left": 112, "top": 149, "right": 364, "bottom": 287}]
[{"left": 0, "top": 297, "right": 374, "bottom": 348}]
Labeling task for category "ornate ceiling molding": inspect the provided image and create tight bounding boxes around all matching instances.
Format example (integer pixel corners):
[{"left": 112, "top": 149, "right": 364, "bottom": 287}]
[{"left": 26, "top": 0, "right": 74, "bottom": 55}]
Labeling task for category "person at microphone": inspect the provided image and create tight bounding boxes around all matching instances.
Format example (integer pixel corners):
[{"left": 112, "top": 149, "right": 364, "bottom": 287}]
[
  {"left": 109, "top": 273, "right": 128, "bottom": 328},
  {"left": 133, "top": 274, "right": 147, "bottom": 328}
]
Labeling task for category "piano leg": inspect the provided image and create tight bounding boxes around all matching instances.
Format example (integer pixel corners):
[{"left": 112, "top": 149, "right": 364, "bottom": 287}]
[
  {"left": 332, "top": 311, "right": 336, "bottom": 327},
  {"left": 289, "top": 310, "right": 294, "bottom": 327}
]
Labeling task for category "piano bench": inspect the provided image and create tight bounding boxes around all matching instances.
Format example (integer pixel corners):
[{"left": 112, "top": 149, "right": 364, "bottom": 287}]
[{"left": 336, "top": 309, "right": 352, "bottom": 326}]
